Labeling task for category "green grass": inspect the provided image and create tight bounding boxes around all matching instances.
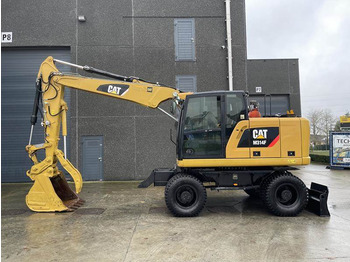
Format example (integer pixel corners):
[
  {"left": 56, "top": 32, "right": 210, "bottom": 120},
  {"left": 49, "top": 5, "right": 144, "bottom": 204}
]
[
  {"left": 309, "top": 150, "right": 329, "bottom": 163},
  {"left": 310, "top": 150, "right": 329, "bottom": 156}
]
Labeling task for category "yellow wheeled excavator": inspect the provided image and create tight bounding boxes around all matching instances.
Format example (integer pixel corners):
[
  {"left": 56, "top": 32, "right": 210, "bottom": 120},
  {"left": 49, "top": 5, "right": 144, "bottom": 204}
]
[{"left": 26, "top": 56, "right": 330, "bottom": 217}]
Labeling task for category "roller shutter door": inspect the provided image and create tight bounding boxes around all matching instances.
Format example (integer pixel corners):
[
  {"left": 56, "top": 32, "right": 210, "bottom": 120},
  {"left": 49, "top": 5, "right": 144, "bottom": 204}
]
[{"left": 1, "top": 47, "right": 71, "bottom": 182}]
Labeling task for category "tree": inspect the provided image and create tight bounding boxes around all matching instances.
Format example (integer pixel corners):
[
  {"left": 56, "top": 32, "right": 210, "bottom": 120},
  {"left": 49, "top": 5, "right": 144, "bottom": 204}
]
[
  {"left": 319, "top": 109, "right": 335, "bottom": 146},
  {"left": 334, "top": 120, "right": 341, "bottom": 132},
  {"left": 307, "top": 109, "right": 323, "bottom": 136},
  {"left": 333, "top": 111, "right": 350, "bottom": 132}
]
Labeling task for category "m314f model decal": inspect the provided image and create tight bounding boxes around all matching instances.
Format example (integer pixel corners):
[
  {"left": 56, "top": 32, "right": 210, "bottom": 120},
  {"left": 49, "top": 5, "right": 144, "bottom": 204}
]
[
  {"left": 238, "top": 127, "right": 280, "bottom": 148},
  {"left": 97, "top": 84, "right": 129, "bottom": 96}
]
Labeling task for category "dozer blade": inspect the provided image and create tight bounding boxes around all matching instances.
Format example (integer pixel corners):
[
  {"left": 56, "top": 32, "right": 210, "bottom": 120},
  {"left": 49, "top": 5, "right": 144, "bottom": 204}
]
[
  {"left": 306, "top": 182, "right": 330, "bottom": 217},
  {"left": 26, "top": 172, "right": 84, "bottom": 212}
]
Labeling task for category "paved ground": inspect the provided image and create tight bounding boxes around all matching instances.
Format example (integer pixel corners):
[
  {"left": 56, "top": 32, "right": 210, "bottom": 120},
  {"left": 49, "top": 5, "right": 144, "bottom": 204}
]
[{"left": 2, "top": 163, "right": 350, "bottom": 261}]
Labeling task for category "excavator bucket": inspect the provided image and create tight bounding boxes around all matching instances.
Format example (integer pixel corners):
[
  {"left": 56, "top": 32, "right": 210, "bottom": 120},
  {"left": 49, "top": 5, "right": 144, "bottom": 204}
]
[
  {"left": 306, "top": 182, "right": 330, "bottom": 217},
  {"left": 26, "top": 171, "right": 84, "bottom": 212}
]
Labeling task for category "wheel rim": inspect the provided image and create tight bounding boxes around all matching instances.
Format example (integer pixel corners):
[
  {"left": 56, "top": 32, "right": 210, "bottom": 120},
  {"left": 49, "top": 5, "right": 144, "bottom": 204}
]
[
  {"left": 175, "top": 185, "right": 198, "bottom": 208},
  {"left": 275, "top": 183, "right": 299, "bottom": 207}
]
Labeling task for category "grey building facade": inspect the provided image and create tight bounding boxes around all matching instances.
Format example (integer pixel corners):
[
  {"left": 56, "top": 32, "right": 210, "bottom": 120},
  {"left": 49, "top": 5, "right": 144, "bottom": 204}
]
[
  {"left": 2, "top": 1, "right": 300, "bottom": 182},
  {"left": 247, "top": 59, "right": 301, "bottom": 116},
  {"left": 2, "top": 0, "right": 247, "bottom": 182}
]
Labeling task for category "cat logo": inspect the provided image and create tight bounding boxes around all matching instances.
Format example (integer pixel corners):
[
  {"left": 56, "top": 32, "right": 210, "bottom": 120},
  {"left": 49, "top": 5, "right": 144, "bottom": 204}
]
[
  {"left": 107, "top": 85, "right": 122, "bottom": 95},
  {"left": 97, "top": 84, "right": 129, "bottom": 96},
  {"left": 253, "top": 129, "right": 268, "bottom": 140}
]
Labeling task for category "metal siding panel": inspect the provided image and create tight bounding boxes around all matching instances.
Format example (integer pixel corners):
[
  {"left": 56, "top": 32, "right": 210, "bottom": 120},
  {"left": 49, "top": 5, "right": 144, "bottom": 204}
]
[
  {"left": 271, "top": 95, "right": 290, "bottom": 115},
  {"left": 248, "top": 95, "right": 290, "bottom": 116},
  {"left": 176, "top": 75, "right": 197, "bottom": 92},
  {"left": 82, "top": 136, "right": 103, "bottom": 181},
  {"left": 1, "top": 48, "right": 71, "bottom": 182},
  {"left": 175, "top": 19, "right": 195, "bottom": 61}
]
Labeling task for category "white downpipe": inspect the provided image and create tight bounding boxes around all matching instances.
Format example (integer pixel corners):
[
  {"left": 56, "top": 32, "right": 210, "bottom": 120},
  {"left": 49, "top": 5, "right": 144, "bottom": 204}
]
[{"left": 225, "top": 0, "right": 233, "bottom": 91}]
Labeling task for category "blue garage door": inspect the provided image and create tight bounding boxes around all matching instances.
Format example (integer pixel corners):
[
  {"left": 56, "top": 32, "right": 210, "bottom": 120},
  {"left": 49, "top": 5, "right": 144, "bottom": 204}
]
[{"left": 1, "top": 47, "right": 71, "bottom": 182}]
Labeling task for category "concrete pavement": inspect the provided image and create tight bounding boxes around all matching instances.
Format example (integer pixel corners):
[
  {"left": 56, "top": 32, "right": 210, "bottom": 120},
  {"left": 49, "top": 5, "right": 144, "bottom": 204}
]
[{"left": 2, "top": 163, "right": 350, "bottom": 261}]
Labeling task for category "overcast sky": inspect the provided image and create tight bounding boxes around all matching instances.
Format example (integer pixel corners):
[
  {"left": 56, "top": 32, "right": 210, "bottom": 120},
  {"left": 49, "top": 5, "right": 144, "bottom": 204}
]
[{"left": 246, "top": 0, "right": 350, "bottom": 118}]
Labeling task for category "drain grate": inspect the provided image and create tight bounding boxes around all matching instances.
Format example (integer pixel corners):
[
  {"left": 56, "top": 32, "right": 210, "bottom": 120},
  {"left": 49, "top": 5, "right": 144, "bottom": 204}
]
[
  {"left": 2, "top": 209, "right": 28, "bottom": 216},
  {"left": 74, "top": 208, "right": 106, "bottom": 215}
]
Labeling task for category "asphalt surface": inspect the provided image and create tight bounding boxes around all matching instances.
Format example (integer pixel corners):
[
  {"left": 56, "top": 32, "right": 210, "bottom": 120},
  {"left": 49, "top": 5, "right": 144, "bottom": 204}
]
[{"left": 2, "top": 163, "right": 350, "bottom": 261}]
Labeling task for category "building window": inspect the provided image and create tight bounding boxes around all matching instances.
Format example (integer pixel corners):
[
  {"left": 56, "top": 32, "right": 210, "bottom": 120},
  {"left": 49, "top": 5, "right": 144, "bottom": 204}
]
[
  {"left": 176, "top": 75, "right": 197, "bottom": 92},
  {"left": 174, "top": 18, "right": 195, "bottom": 61},
  {"left": 248, "top": 95, "right": 290, "bottom": 116}
]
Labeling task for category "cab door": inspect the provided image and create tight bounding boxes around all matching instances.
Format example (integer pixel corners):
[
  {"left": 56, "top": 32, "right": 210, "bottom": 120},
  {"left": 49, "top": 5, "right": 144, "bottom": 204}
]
[
  {"left": 225, "top": 93, "right": 250, "bottom": 158},
  {"left": 180, "top": 95, "right": 224, "bottom": 159}
]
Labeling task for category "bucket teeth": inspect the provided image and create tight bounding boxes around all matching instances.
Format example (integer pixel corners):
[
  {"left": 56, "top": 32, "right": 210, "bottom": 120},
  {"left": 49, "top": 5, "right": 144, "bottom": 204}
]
[
  {"left": 71, "top": 203, "right": 83, "bottom": 209},
  {"left": 64, "top": 198, "right": 85, "bottom": 210}
]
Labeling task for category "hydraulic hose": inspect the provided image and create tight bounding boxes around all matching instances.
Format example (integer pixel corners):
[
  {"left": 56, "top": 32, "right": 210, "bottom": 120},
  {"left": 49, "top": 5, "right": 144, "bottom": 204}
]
[{"left": 30, "top": 79, "right": 42, "bottom": 126}]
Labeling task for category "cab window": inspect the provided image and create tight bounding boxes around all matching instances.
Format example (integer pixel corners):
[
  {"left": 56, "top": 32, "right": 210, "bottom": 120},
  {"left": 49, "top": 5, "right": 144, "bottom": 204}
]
[
  {"left": 182, "top": 96, "right": 222, "bottom": 157},
  {"left": 225, "top": 94, "right": 246, "bottom": 141}
]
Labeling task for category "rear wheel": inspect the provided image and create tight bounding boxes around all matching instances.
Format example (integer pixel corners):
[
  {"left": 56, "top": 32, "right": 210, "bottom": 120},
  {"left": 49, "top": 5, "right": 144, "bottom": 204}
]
[
  {"left": 261, "top": 172, "right": 308, "bottom": 216},
  {"left": 165, "top": 174, "right": 207, "bottom": 217}
]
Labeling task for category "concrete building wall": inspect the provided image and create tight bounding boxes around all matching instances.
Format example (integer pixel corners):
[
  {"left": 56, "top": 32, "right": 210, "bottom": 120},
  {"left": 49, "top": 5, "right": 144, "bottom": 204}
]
[
  {"left": 247, "top": 59, "right": 301, "bottom": 116},
  {"left": 2, "top": 0, "right": 247, "bottom": 180}
]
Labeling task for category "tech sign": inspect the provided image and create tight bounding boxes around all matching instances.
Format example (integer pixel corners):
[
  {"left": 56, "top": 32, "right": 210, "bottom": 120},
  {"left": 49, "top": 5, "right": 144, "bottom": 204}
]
[{"left": 330, "top": 132, "right": 350, "bottom": 168}]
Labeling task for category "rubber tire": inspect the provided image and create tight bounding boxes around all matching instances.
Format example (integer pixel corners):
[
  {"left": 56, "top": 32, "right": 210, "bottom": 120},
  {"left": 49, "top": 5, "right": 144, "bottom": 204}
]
[
  {"left": 261, "top": 172, "right": 308, "bottom": 217},
  {"left": 244, "top": 188, "right": 260, "bottom": 198},
  {"left": 165, "top": 174, "right": 207, "bottom": 217}
]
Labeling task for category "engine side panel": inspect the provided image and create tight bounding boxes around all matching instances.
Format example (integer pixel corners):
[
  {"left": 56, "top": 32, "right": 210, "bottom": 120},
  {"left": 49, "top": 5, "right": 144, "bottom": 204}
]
[
  {"left": 280, "top": 118, "right": 302, "bottom": 158},
  {"left": 178, "top": 117, "right": 310, "bottom": 167}
]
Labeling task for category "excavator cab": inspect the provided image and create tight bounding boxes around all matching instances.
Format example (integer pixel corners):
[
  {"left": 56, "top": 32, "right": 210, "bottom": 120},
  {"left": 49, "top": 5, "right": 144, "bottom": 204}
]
[{"left": 177, "top": 91, "right": 247, "bottom": 159}]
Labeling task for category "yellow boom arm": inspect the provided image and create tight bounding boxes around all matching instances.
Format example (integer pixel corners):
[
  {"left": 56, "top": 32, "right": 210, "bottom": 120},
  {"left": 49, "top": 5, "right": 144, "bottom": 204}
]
[{"left": 25, "top": 56, "right": 188, "bottom": 212}]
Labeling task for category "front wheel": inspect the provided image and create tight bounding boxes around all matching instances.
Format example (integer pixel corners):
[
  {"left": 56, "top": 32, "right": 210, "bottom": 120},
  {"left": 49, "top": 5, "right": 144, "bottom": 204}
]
[
  {"left": 261, "top": 172, "right": 308, "bottom": 216},
  {"left": 165, "top": 174, "right": 207, "bottom": 217}
]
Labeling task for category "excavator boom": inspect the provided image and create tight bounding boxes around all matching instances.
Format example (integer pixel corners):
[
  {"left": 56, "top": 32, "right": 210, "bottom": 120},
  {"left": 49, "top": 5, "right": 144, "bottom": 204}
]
[{"left": 26, "top": 56, "right": 188, "bottom": 212}]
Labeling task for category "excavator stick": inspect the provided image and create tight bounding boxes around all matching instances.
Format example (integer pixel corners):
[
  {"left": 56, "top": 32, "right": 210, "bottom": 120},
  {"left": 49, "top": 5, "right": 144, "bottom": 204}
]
[{"left": 26, "top": 171, "right": 84, "bottom": 212}]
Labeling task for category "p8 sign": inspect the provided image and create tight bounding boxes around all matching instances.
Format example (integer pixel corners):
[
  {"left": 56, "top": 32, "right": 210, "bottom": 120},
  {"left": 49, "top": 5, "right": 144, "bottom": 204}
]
[{"left": 2, "top": 32, "right": 12, "bottom": 43}]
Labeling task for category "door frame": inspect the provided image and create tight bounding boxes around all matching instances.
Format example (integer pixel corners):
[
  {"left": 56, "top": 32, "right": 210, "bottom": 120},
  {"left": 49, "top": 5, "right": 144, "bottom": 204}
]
[
  {"left": 81, "top": 135, "right": 104, "bottom": 181},
  {"left": 178, "top": 93, "right": 225, "bottom": 159},
  {"left": 177, "top": 91, "right": 249, "bottom": 160}
]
